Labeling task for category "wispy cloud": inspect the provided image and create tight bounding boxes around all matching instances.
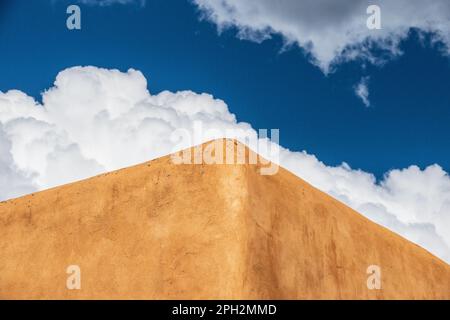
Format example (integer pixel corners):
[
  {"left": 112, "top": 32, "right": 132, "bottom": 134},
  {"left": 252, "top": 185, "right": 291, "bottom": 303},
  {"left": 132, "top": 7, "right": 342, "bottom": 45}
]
[
  {"left": 76, "top": 0, "right": 146, "bottom": 6},
  {"left": 354, "top": 76, "right": 370, "bottom": 107}
]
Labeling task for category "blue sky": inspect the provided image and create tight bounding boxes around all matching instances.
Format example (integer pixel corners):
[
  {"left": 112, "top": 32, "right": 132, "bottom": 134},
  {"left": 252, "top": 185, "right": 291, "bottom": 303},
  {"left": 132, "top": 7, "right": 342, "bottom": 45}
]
[{"left": 1, "top": 0, "right": 449, "bottom": 178}]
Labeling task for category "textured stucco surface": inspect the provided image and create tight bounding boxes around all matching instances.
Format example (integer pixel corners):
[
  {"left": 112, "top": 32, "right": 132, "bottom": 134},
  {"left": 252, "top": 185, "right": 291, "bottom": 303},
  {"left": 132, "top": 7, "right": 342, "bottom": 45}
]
[{"left": 0, "top": 139, "right": 449, "bottom": 299}]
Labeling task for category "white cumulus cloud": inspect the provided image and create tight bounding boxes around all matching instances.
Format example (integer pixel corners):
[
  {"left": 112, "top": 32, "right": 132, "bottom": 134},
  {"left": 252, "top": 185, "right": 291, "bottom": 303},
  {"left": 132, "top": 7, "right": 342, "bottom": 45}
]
[
  {"left": 0, "top": 66, "right": 449, "bottom": 264},
  {"left": 192, "top": 0, "right": 450, "bottom": 73}
]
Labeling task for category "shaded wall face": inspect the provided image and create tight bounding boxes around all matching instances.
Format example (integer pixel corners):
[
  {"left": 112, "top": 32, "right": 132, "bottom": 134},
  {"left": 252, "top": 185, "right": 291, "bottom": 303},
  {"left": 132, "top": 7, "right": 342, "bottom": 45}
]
[{"left": 244, "top": 165, "right": 450, "bottom": 299}]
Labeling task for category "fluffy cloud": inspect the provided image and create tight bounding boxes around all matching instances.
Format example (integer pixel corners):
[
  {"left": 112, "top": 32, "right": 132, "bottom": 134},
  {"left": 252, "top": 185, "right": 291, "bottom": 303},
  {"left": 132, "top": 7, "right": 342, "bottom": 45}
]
[
  {"left": 0, "top": 67, "right": 245, "bottom": 190},
  {"left": 0, "top": 124, "right": 36, "bottom": 200},
  {"left": 354, "top": 76, "right": 370, "bottom": 107},
  {"left": 0, "top": 66, "right": 449, "bottom": 264},
  {"left": 192, "top": 0, "right": 450, "bottom": 73}
]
